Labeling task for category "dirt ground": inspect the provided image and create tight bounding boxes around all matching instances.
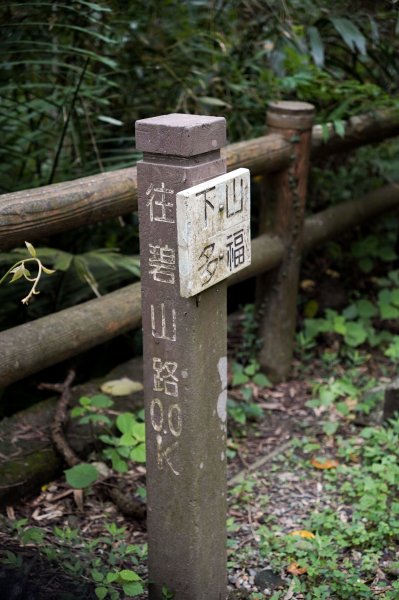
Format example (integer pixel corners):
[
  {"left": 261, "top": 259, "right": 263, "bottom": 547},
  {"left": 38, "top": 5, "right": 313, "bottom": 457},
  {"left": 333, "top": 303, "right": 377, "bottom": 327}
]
[{"left": 0, "top": 351, "right": 393, "bottom": 600}]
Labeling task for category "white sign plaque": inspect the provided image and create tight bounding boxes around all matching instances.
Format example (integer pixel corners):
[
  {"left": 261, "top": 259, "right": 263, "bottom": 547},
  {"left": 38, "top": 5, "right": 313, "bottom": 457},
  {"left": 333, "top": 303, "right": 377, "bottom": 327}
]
[{"left": 176, "top": 168, "right": 251, "bottom": 298}]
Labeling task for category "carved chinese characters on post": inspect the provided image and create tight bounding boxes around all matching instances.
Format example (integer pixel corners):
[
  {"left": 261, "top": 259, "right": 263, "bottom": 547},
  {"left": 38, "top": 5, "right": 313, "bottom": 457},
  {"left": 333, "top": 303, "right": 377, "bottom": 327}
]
[
  {"left": 149, "top": 244, "right": 176, "bottom": 284},
  {"left": 145, "top": 180, "right": 182, "bottom": 475},
  {"left": 176, "top": 168, "right": 251, "bottom": 297},
  {"left": 150, "top": 357, "right": 182, "bottom": 476},
  {"left": 146, "top": 182, "right": 175, "bottom": 223}
]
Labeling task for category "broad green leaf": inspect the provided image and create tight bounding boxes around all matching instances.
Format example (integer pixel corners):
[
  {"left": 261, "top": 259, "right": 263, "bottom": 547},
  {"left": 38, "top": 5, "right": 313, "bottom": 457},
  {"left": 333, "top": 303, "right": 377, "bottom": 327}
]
[
  {"left": 95, "top": 587, "right": 108, "bottom": 600},
  {"left": 122, "top": 581, "right": 144, "bottom": 596},
  {"left": 244, "top": 361, "right": 259, "bottom": 376},
  {"left": 232, "top": 372, "right": 249, "bottom": 386},
  {"left": 118, "top": 433, "right": 135, "bottom": 446},
  {"left": 342, "top": 304, "right": 357, "bottom": 320},
  {"left": 355, "top": 299, "right": 377, "bottom": 318},
  {"left": 319, "top": 388, "right": 335, "bottom": 406},
  {"left": 116, "top": 412, "right": 136, "bottom": 434},
  {"left": 117, "top": 446, "right": 131, "bottom": 458},
  {"left": 333, "top": 315, "right": 346, "bottom": 335},
  {"left": 391, "top": 289, "right": 399, "bottom": 307},
  {"left": 91, "top": 569, "right": 104, "bottom": 583},
  {"left": 323, "top": 421, "right": 339, "bottom": 436},
  {"left": 65, "top": 463, "right": 99, "bottom": 489},
  {"left": 330, "top": 17, "right": 367, "bottom": 55},
  {"left": 70, "top": 406, "right": 86, "bottom": 418},
  {"left": 104, "top": 449, "right": 128, "bottom": 473},
  {"left": 379, "top": 302, "right": 399, "bottom": 320},
  {"left": 88, "top": 394, "right": 114, "bottom": 409},
  {"left": 336, "top": 401, "right": 350, "bottom": 416},
  {"left": 131, "top": 422, "right": 145, "bottom": 442},
  {"left": 130, "top": 443, "right": 146, "bottom": 463},
  {"left": 308, "top": 26, "right": 324, "bottom": 67},
  {"left": 119, "top": 570, "right": 141, "bottom": 582},
  {"left": 344, "top": 322, "right": 368, "bottom": 347},
  {"left": 252, "top": 373, "right": 271, "bottom": 387}
]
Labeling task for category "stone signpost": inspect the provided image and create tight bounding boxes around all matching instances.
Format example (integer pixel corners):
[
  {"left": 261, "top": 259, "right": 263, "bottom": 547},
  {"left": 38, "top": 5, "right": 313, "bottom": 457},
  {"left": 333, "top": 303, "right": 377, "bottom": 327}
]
[{"left": 136, "top": 113, "right": 250, "bottom": 599}]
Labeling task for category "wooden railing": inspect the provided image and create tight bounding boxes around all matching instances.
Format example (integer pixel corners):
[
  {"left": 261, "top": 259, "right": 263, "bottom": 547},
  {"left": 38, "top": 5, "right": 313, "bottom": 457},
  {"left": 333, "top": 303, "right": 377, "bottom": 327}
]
[{"left": 1, "top": 107, "right": 399, "bottom": 388}]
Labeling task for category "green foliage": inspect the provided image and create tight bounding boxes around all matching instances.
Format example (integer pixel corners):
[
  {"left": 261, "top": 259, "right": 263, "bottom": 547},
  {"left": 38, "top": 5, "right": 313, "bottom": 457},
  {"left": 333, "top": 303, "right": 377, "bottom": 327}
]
[
  {"left": 162, "top": 585, "right": 174, "bottom": 600},
  {"left": 257, "top": 418, "right": 399, "bottom": 599},
  {"left": 1, "top": 1, "right": 398, "bottom": 335},
  {"left": 306, "top": 370, "right": 383, "bottom": 435},
  {"left": 1, "top": 518, "right": 146, "bottom": 599},
  {"left": 65, "top": 463, "right": 99, "bottom": 489},
  {"left": 299, "top": 265, "right": 399, "bottom": 364},
  {"left": 228, "top": 359, "right": 270, "bottom": 427},
  {"left": 67, "top": 394, "right": 146, "bottom": 488}
]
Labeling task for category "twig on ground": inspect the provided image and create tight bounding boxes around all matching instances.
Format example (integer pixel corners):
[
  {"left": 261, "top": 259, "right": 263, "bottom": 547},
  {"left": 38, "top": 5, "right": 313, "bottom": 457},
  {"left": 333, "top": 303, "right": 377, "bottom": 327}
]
[
  {"left": 229, "top": 439, "right": 292, "bottom": 485},
  {"left": 39, "top": 369, "right": 79, "bottom": 467},
  {"left": 40, "top": 370, "right": 146, "bottom": 522}
]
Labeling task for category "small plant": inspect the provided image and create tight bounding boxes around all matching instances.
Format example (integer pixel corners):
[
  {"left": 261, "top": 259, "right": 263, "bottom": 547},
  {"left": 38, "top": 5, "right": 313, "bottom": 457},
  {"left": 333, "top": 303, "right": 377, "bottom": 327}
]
[
  {"left": 162, "top": 585, "right": 174, "bottom": 599},
  {"left": 1, "top": 518, "right": 146, "bottom": 599},
  {"left": 65, "top": 395, "right": 146, "bottom": 489},
  {"left": 256, "top": 418, "right": 399, "bottom": 599},
  {"left": 0, "top": 241, "right": 55, "bottom": 304}
]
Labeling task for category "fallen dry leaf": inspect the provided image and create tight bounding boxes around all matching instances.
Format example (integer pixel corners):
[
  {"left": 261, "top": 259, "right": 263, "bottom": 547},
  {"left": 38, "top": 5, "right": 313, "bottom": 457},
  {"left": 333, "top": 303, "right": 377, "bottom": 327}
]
[
  {"left": 287, "top": 561, "right": 307, "bottom": 575},
  {"left": 289, "top": 529, "right": 315, "bottom": 539},
  {"left": 101, "top": 377, "right": 143, "bottom": 396},
  {"left": 310, "top": 457, "right": 339, "bottom": 470}
]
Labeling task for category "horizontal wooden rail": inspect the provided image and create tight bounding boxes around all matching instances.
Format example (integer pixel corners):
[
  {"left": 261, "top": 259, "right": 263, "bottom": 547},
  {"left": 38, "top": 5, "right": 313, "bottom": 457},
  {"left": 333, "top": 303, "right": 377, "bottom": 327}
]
[
  {"left": 1, "top": 182, "right": 398, "bottom": 389},
  {"left": 1, "top": 110, "right": 398, "bottom": 250},
  {"left": 0, "top": 134, "right": 291, "bottom": 251},
  {"left": 311, "top": 110, "right": 399, "bottom": 158}
]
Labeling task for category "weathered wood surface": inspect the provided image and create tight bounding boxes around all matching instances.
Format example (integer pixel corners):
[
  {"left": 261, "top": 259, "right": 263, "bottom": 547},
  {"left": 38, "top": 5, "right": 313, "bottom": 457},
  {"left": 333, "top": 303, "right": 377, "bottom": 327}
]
[
  {"left": 0, "top": 358, "right": 144, "bottom": 505},
  {"left": 302, "top": 183, "right": 399, "bottom": 250},
  {"left": 1, "top": 183, "right": 398, "bottom": 389},
  {"left": 383, "top": 378, "right": 399, "bottom": 422},
  {"left": 0, "top": 134, "right": 290, "bottom": 251},
  {"left": 312, "top": 110, "right": 399, "bottom": 158},
  {"left": 256, "top": 101, "right": 315, "bottom": 382},
  {"left": 0, "top": 282, "right": 142, "bottom": 389},
  {"left": 1, "top": 109, "right": 398, "bottom": 250}
]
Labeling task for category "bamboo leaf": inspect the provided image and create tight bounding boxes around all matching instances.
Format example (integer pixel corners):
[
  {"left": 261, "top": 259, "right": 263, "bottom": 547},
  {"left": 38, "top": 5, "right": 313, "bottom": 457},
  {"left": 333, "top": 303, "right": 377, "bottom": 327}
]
[
  {"left": 330, "top": 17, "right": 367, "bottom": 55},
  {"left": 308, "top": 26, "right": 324, "bottom": 67}
]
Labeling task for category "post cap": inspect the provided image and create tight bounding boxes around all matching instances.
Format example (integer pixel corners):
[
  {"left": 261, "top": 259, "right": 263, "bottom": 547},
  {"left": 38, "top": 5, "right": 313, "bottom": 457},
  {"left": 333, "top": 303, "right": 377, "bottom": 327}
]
[
  {"left": 135, "top": 113, "right": 226, "bottom": 157},
  {"left": 267, "top": 101, "right": 315, "bottom": 130}
]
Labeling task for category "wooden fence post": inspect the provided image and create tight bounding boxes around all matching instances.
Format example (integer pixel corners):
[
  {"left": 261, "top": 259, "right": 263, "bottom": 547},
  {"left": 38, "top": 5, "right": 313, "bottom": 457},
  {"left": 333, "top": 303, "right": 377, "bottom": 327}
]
[
  {"left": 256, "top": 101, "right": 315, "bottom": 381},
  {"left": 136, "top": 114, "right": 228, "bottom": 600}
]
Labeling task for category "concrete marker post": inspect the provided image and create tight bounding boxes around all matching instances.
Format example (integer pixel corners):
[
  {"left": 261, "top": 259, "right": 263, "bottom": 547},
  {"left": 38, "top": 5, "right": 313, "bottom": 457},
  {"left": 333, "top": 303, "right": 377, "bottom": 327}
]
[{"left": 136, "top": 113, "right": 228, "bottom": 600}]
